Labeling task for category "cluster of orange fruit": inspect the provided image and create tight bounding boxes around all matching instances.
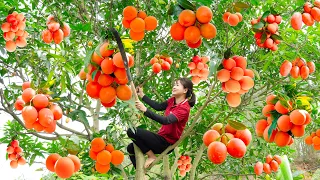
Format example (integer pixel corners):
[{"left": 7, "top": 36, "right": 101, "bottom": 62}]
[
  {"left": 305, "top": 129, "right": 320, "bottom": 150},
  {"left": 79, "top": 42, "right": 134, "bottom": 108},
  {"left": 254, "top": 155, "right": 282, "bottom": 175},
  {"left": 222, "top": 12, "right": 243, "bottom": 26},
  {"left": 187, "top": 55, "right": 210, "bottom": 84},
  {"left": 1, "top": 11, "right": 28, "bottom": 52},
  {"left": 14, "top": 82, "right": 62, "bottom": 133},
  {"left": 251, "top": 14, "right": 282, "bottom": 51},
  {"left": 291, "top": 1, "right": 320, "bottom": 30},
  {"left": 256, "top": 94, "right": 312, "bottom": 147},
  {"left": 149, "top": 54, "right": 173, "bottom": 74},
  {"left": 89, "top": 138, "right": 124, "bottom": 173},
  {"left": 122, "top": 6, "right": 157, "bottom": 41},
  {"left": 280, "top": 58, "right": 315, "bottom": 79},
  {"left": 41, "top": 15, "right": 70, "bottom": 44},
  {"left": 177, "top": 155, "right": 192, "bottom": 177},
  {"left": 46, "top": 153, "right": 80, "bottom": 179},
  {"left": 6, "top": 140, "right": 26, "bottom": 169},
  {"left": 170, "top": 6, "right": 216, "bottom": 49},
  {"left": 217, "top": 56, "right": 254, "bottom": 107},
  {"left": 203, "top": 123, "right": 252, "bottom": 164}
]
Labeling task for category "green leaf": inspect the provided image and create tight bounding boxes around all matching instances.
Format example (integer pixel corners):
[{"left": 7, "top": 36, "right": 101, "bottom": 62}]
[
  {"left": 78, "top": 110, "right": 89, "bottom": 126},
  {"left": 253, "top": 22, "right": 264, "bottom": 29},
  {"left": 91, "top": 70, "right": 98, "bottom": 81},
  {"left": 177, "top": 0, "right": 196, "bottom": 11},
  {"left": 84, "top": 49, "right": 95, "bottom": 72},
  {"left": 234, "top": 2, "right": 250, "bottom": 8},
  {"left": 268, "top": 111, "right": 281, "bottom": 139},
  {"left": 47, "top": 69, "right": 55, "bottom": 82},
  {"left": 60, "top": 72, "right": 66, "bottom": 92},
  {"left": 261, "top": 11, "right": 271, "bottom": 19},
  {"left": 228, "top": 120, "right": 247, "bottom": 130},
  {"left": 261, "top": 32, "right": 267, "bottom": 43},
  {"left": 271, "top": 34, "right": 283, "bottom": 40},
  {"left": 251, "top": 68, "right": 260, "bottom": 80},
  {"left": 270, "top": 7, "right": 278, "bottom": 15},
  {"left": 167, "top": 3, "right": 175, "bottom": 15},
  {"left": 29, "top": 153, "right": 37, "bottom": 165}
]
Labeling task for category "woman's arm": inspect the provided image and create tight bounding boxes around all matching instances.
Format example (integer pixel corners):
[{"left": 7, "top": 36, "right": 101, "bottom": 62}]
[
  {"left": 142, "top": 95, "right": 168, "bottom": 111},
  {"left": 143, "top": 109, "right": 178, "bottom": 125}
]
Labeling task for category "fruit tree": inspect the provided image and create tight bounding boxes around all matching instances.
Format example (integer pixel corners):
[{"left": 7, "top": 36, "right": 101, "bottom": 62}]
[{"left": 0, "top": 0, "right": 320, "bottom": 179}]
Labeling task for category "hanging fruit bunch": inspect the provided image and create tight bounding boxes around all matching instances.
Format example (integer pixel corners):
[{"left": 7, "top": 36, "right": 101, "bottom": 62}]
[
  {"left": 82, "top": 41, "right": 135, "bottom": 108},
  {"left": 255, "top": 86, "right": 313, "bottom": 147},
  {"left": 149, "top": 54, "right": 173, "bottom": 74},
  {"left": 187, "top": 55, "right": 210, "bottom": 84},
  {"left": 46, "top": 153, "right": 81, "bottom": 179},
  {"left": 251, "top": 9, "right": 283, "bottom": 51},
  {"left": 280, "top": 58, "right": 316, "bottom": 79},
  {"left": 216, "top": 56, "right": 255, "bottom": 107},
  {"left": 169, "top": 2, "right": 217, "bottom": 49},
  {"left": 305, "top": 129, "right": 320, "bottom": 150},
  {"left": 14, "top": 81, "right": 62, "bottom": 133},
  {"left": 254, "top": 155, "right": 282, "bottom": 175},
  {"left": 290, "top": 1, "right": 320, "bottom": 30},
  {"left": 203, "top": 121, "right": 252, "bottom": 164},
  {"left": 6, "top": 139, "right": 27, "bottom": 169},
  {"left": 122, "top": 6, "right": 158, "bottom": 41},
  {"left": 89, "top": 138, "right": 125, "bottom": 174},
  {"left": 1, "top": 11, "right": 28, "bottom": 52},
  {"left": 177, "top": 155, "right": 192, "bottom": 177},
  {"left": 41, "top": 15, "right": 70, "bottom": 44}
]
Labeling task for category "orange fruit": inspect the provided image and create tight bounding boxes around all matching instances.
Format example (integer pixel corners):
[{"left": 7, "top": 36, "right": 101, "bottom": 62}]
[
  {"left": 305, "top": 136, "right": 313, "bottom": 145},
  {"left": 98, "top": 74, "right": 113, "bottom": 86},
  {"left": 243, "top": 69, "right": 254, "bottom": 78},
  {"left": 113, "top": 52, "right": 130, "bottom": 68},
  {"left": 137, "top": 11, "right": 147, "bottom": 19},
  {"left": 38, "top": 108, "right": 54, "bottom": 127},
  {"left": 202, "top": 130, "right": 220, "bottom": 147},
  {"left": 302, "top": 13, "right": 315, "bottom": 26},
  {"left": 217, "top": 69, "right": 230, "bottom": 82},
  {"left": 91, "top": 137, "right": 106, "bottom": 152},
  {"left": 42, "top": 29, "right": 53, "bottom": 44},
  {"left": 79, "top": 69, "right": 87, "bottom": 80},
  {"left": 222, "top": 58, "right": 236, "bottom": 70},
  {"left": 226, "top": 138, "right": 247, "bottom": 158},
  {"left": 178, "top": 10, "right": 196, "bottom": 27},
  {"left": 270, "top": 160, "right": 279, "bottom": 172},
  {"left": 101, "top": 98, "right": 116, "bottom": 108},
  {"left": 239, "top": 76, "right": 254, "bottom": 90},
  {"left": 277, "top": 115, "right": 293, "bottom": 132},
  {"left": 95, "top": 161, "right": 110, "bottom": 173},
  {"left": 100, "top": 86, "right": 116, "bottom": 104},
  {"left": 14, "top": 99, "right": 25, "bottom": 110},
  {"left": 116, "top": 85, "right": 132, "bottom": 101},
  {"left": 255, "top": 119, "right": 268, "bottom": 137},
  {"left": 274, "top": 101, "right": 289, "bottom": 114},
  {"left": 54, "top": 157, "right": 75, "bottom": 178},
  {"left": 307, "top": 62, "right": 315, "bottom": 74},
  {"left": 10, "top": 160, "right": 18, "bottom": 169},
  {"left": 230, "top": 67, "right": 244, "bottom": 81},
  {"left": 123, "top": 6, "right": 137, "bottom": 21},
  {"left": 266, "top": 94, "right": 277, "bottom": 104},
  {"left": 22, "top": 106, "right": 38, "bottom": 124},
  {"left": 254, "top": 162, "right": 263, "bottom": 175},
  {"left": 291, "top": 12, "right": 302, "bottom": 30},
  {"left": 235, "top": 12, "right": 243, "bottom": 22},
  {"left": 89, "top": 149, "right": 98, "bottom": 160},
  {"left": 225, "top": 79, "right": 241, "bottom": 93},
  {"left": 280, "top": 60, "right": 293, "bottom": 77},
  {"left": 105, "top": 144, "right": 114, "bottom": 153},
  {"left": 99, "top": 42, "right": 114, "bottom": 57},
  {"left": 130, "top": 17, "right": 145, "bottom": 32},
  {"left": 46, "top": 153, "right": 61, "bottom": 172},
  {"left": 226, "top": 93, "right": 241, "bottom": 107},
  {"left": 114, "top": 68, "right": 127, "bottom": 79},
  {"left": 122, "top": 18, "right": 131, "bottom": 28},
  {"left": 304, "top": 2, "right": 313, "bottom": 13},
  {"left": 170, "top": 22, "right": 186, "bottom": 41},
  {"left": 97, "top": 150, "right": 112, "bottom": 165},
  {"left": 144, "top": 16, "right": 157, "bottom": 31},
  {"left": 263, "top": 163, "right": 272, "bottom": 174},
  {"left": 233, "top": 56, "right": 247, "bottom": 70},
  {"left": 220, "top": 133, "right": 234, "bottom": 145},
  {"left": 290, "top": 110, "right": 306, "bottom": 125},
  {"left": 53, "top": 29, "right": 64, "bottom": 44},
  {"left": 22, "top": 88, "right": 36, "bottom": 103},
  {"left": 111, "top": 150, "right": 125, "bottom": 165},
  {"left": 291, "top": 125, "right": 305, "bottom": 137},
  {"left": 207, "top": 141, "right": 227, "bottom": 164},
  {"left": 91, "top": 52, "right": 104, "bottom": 65},
  {"left": 262, "top": 104, "right": 275, "bottom": 117},
  {"left": 311, "top": 7, "right": 320, "bottom": 21},
  {"left": 129, "top": 29, "right": 145, "bottom": 41},
  {"left": 86, "top": 82, "right": 102, "bottom": 99},
  {"left": 300, "top": 65, "right": 310, "bottom": 79},
  {"left": 68, "top": 155, "right": 81, "bottom": 172},
  {"left": 196, "top": 6, "right": 213, "bottom": 24},
  {"left": 263, "top": 126, "right": 277, "bottom": 143},
  {"left": 186, "top": 38, "right": 202, "bottom": 48},
  {"left": 62, "top": 23, "right": 70, "bottom": 37},
  {"left": 223, "top": 12, "right": 231, "bottom": 22},
  {"left": 200, "top": 23, "right": 216, "bottom": 39},
  {"left": 274, "top": 131, "right": 291, "bottom": 147},
  {"left": 235, "top": 129, "right": 252, "bottom": 146},
  {"left": 18, "top": 157, "right": 26, "bottom": 165},
  {"left": 184, "top": 26, "right": 201, "bottom": 43},
  {"left": 228, "top": 14, "right": 239, "bottom": 26},
  {"left": 101, "top": 57, "right": 116, "bottom": 74},
  {"left": 33, "top": 94, "right": 49, "bottom": 109}
]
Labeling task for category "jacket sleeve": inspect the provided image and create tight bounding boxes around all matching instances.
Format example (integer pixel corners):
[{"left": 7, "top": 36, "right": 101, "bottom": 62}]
[
  {"left": 143, "top": 109, "right": 178, "bottom": 125},
  {"left": 141, "top": 95, "right": 168, "bottom": 111}
]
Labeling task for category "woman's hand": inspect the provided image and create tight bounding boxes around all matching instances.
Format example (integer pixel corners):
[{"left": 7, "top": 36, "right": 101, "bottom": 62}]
[
  {"left": 135, "top": 100, "right": 147, "bottom": 112},
  {"left": 136, "top": 86, "right": 145, "bottom": 98}
]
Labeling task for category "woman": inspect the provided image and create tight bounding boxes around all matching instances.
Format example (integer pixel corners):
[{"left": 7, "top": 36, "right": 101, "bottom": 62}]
[{"left": 127, "top": 77, "right": 196, "bottom": 168}]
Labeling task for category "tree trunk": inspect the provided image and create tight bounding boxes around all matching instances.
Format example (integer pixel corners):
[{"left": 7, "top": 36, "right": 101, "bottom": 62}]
[
  {"left": 134, "top": 144, "right": 145, "bottom": 180},
  {"left": 163, "top": 155, "right": 171, "bottom": 180},
  {"left": 190, "top": 144, "right": 206, "bottom": 180}
]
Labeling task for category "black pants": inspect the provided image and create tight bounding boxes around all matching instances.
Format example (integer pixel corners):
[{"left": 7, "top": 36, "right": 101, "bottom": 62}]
[{"left": 127, "top": 128, "right": 172, "bottom": 168}]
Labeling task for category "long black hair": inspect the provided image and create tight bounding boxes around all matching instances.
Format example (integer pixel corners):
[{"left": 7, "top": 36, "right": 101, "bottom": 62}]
[{"left": 178, "top": 77, "right": 196, "bottom": 107}]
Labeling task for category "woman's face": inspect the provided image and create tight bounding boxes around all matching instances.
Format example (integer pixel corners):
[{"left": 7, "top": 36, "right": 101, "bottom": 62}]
[{"left": 172, "top": 80, "right": 187, "bottom": 96}]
